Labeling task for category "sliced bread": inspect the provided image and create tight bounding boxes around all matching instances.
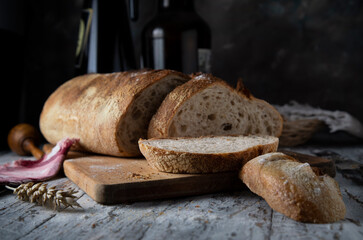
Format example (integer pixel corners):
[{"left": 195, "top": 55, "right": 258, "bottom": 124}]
[
  {"left": 240, "top": 152, "right": 346, "bottom": 223},
  {"left": 148, "top": 73, "right": 283, "bottom": 139},
  {"left": 40, "top": 69, "right": 190, "bottom": 157},
  {"left": 138, "top": 135, "right": 279, "bottom": 173}
]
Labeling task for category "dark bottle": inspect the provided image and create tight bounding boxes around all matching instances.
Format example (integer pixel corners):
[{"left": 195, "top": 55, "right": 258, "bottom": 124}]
[
  {"left": 75, "top": 0, "right": 137, "bottom": 75},
  {"left": 141, "top": 0, "right": 211, "bottom": 73}
]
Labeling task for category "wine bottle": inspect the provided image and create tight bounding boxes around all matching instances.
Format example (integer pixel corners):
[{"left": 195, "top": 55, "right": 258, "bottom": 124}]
[
  {"left": 141, "top": 0, "right": 211, "bottom": 73},
  {"left": 75, "top": 0, "right": 137, "bottom": 75}
]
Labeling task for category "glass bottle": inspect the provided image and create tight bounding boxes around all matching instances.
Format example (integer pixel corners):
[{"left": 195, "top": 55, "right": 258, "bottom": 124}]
[{"left": 141, "top": 0, "right": 211, "bottom": 73}]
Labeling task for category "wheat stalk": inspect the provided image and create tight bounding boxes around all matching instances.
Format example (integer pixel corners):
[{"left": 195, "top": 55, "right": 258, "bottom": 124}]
[{"left": 6, "top": 182, "right": 81, "bottom": 210}]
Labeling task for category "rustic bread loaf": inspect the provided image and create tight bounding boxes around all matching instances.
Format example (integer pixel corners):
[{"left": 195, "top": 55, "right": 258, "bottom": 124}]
[
  {"left": 148, "top": 73, "right": 283, "bottom": 139},
  {"left": 138, "top": 135, "right": 279, "bottom": 173},
  {"left": 40, "top": 70, "right": 190, "bottom": 157},
  {"left": 240, "top": 152, "right": 346, "bottom": 223}
]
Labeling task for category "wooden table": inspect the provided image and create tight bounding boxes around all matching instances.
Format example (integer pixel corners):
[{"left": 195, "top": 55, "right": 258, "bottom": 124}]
[{"left": 0, "top": 144, "right": 362, "bottom": 240}]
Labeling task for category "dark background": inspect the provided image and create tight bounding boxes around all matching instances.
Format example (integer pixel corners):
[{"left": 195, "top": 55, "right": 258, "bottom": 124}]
[{"left": 1, "top": 0, "right": 363, "bottom": 150}]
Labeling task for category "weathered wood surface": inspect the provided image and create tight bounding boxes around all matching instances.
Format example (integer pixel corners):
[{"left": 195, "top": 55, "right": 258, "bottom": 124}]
[{"left": 0, "top": 144, "right": 362, "bottom": 240}]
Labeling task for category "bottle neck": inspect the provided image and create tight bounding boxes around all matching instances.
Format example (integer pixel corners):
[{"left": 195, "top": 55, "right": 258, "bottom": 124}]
[{"left": 158, "top": 0, "right": 194, "bottom": 12}]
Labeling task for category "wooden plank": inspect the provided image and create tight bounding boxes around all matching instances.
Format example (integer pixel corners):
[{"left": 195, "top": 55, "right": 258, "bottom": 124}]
[{"left": 63, "top": 156, "right": 243, "bottom": 204}]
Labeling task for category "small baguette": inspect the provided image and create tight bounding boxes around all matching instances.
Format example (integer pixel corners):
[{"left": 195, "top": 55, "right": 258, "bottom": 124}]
[
  {"left": 138, "top": 135, "right": 279, "bottom": 173},
  {"left": 148, "top": 73, "right": 283, "bottom": 139},
  {"left": 40, "top": 69, "right": 190, "bottom": 157},
  {"left": 240, "top": 152, "right": 346, "bottom": 223}
]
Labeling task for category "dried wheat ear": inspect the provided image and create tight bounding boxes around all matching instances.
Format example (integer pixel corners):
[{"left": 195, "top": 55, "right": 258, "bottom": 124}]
[{"left": 6, "top": 182, "right": 81, "bottom": 210}]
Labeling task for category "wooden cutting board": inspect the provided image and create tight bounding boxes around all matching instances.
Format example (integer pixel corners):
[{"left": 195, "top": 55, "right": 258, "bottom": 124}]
[{"left": 62, "top": 150, "right": 335, "bottom": 204}]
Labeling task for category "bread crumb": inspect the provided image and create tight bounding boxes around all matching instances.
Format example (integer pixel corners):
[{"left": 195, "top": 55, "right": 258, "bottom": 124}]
[
  {"left": 283, "top": 180, "right": 288, "bottom": 185},
  {"left": 126, "top": 172, "right": 152, "bottom": 180}
]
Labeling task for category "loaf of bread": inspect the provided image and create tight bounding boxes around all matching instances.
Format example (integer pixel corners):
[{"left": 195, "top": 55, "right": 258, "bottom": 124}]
[
  {"left": 148, "top": 73, "right": 283, "bottom": 139},
  {"left": 40, "top": 70, "right": 190, "bottom": 157},
  {"left": 139, "top": 135, "right": 279, "bottom": 173},
  {"left": 240, "top": 152, "right": 346, "bottom": 223}
]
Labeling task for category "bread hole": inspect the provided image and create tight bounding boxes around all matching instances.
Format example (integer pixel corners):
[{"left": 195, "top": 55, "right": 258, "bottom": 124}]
[
  {"left": 239, "top": 112, "right": 244, "bottom": 118},
  {"left": 222, "top": 123, "right": 232, "bottom": 131},
  {"left": 203, "top": 96, "right": 209, "bottom": 100},
  {"left": 255, "top": 128, "right": 260, "bottom": 134},
  {"left": 190, "top": 105, "right": 194, "bottom": 110},
  {"left": 231, "top": 100, "right": 235, "bottom": 105},
  {"left": 208, "top": 114, "right": 216, "bottom": 120},
  {"left": 131, "top": 108, "right": 142, "bottom": 120},
  {"left": 197, "top": 113, "right": 201, "bottom": 117},
  {"left": 144, "top": 101, "right": 150, "bottom": 108},
  {"left": 181, "top": 125, "right": 187, "bottom": 132},
  {"left": 177, "top": 110, "right": 183, "bottom": 116},
  {"left": 246, "top": 124, "right": 252, "bottom": 133},
  {"left": 266, "top": 126, "right": 272, "bottom": 134},
  {"left": 151, "top": 91, "right": 156, "bottom": 96},
  {"left": 218, "top": 92, "right": 223, "bottom": 94},
  {"left": 216, "top": 96, "right": 221, "bottom": 100}
]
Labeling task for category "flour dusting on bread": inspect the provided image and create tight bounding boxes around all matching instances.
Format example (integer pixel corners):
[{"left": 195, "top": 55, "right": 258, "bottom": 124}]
[{"left": 240, "top": 152, "right": 346, "bottom": 223}]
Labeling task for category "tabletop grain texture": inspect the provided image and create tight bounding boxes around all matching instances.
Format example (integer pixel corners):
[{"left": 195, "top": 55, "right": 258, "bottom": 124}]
[{"left": 0, "top": 144, "right": 362, "bottom": 240}]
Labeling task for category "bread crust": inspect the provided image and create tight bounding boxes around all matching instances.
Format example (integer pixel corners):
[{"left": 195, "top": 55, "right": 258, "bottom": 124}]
[
  {"left": 240, "top": 152, "right": 346, "bottom": 223},
  {"left": 147, "top": 73, "right": 283, "bottom": 138},
  {"left": 138, "top": 136, "right": 279, "bottom": 173},
  {"left": 40, "top": 70, "right": 189, "bottom": 157}
]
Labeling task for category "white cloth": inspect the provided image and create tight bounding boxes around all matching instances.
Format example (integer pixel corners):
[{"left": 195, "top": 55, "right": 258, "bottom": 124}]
[{"left": 274, "top": 101, "right": 363, "bottom": 138}]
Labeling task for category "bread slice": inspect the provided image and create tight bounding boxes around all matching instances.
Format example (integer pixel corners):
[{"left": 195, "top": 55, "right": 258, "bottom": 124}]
[
  {"left": 148, "top": 73, "right": 283, "bottom": 139},
  {"left": 240, "top": 152, "right": 346, "bottom": 223},
  {"left": 138, "top": 135, "right": 279, "bottom": 173},
  {"left": 40, "top": 69, "right": 190, "bottom": 157}
]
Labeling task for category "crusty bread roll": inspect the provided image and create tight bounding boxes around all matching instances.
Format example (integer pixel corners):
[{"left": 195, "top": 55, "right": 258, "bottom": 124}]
[
  {"left": 40, "top": 70, "right": 190, "bottom": 157},
  {"left": 139, "top": 135, "right": 279, "bottom": 173},
  {"left": 240, "top": 152, "right": 346, "bottom": 223},
  {"left": 148, "top": 73, "right": 283, "bottom": 139}
]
